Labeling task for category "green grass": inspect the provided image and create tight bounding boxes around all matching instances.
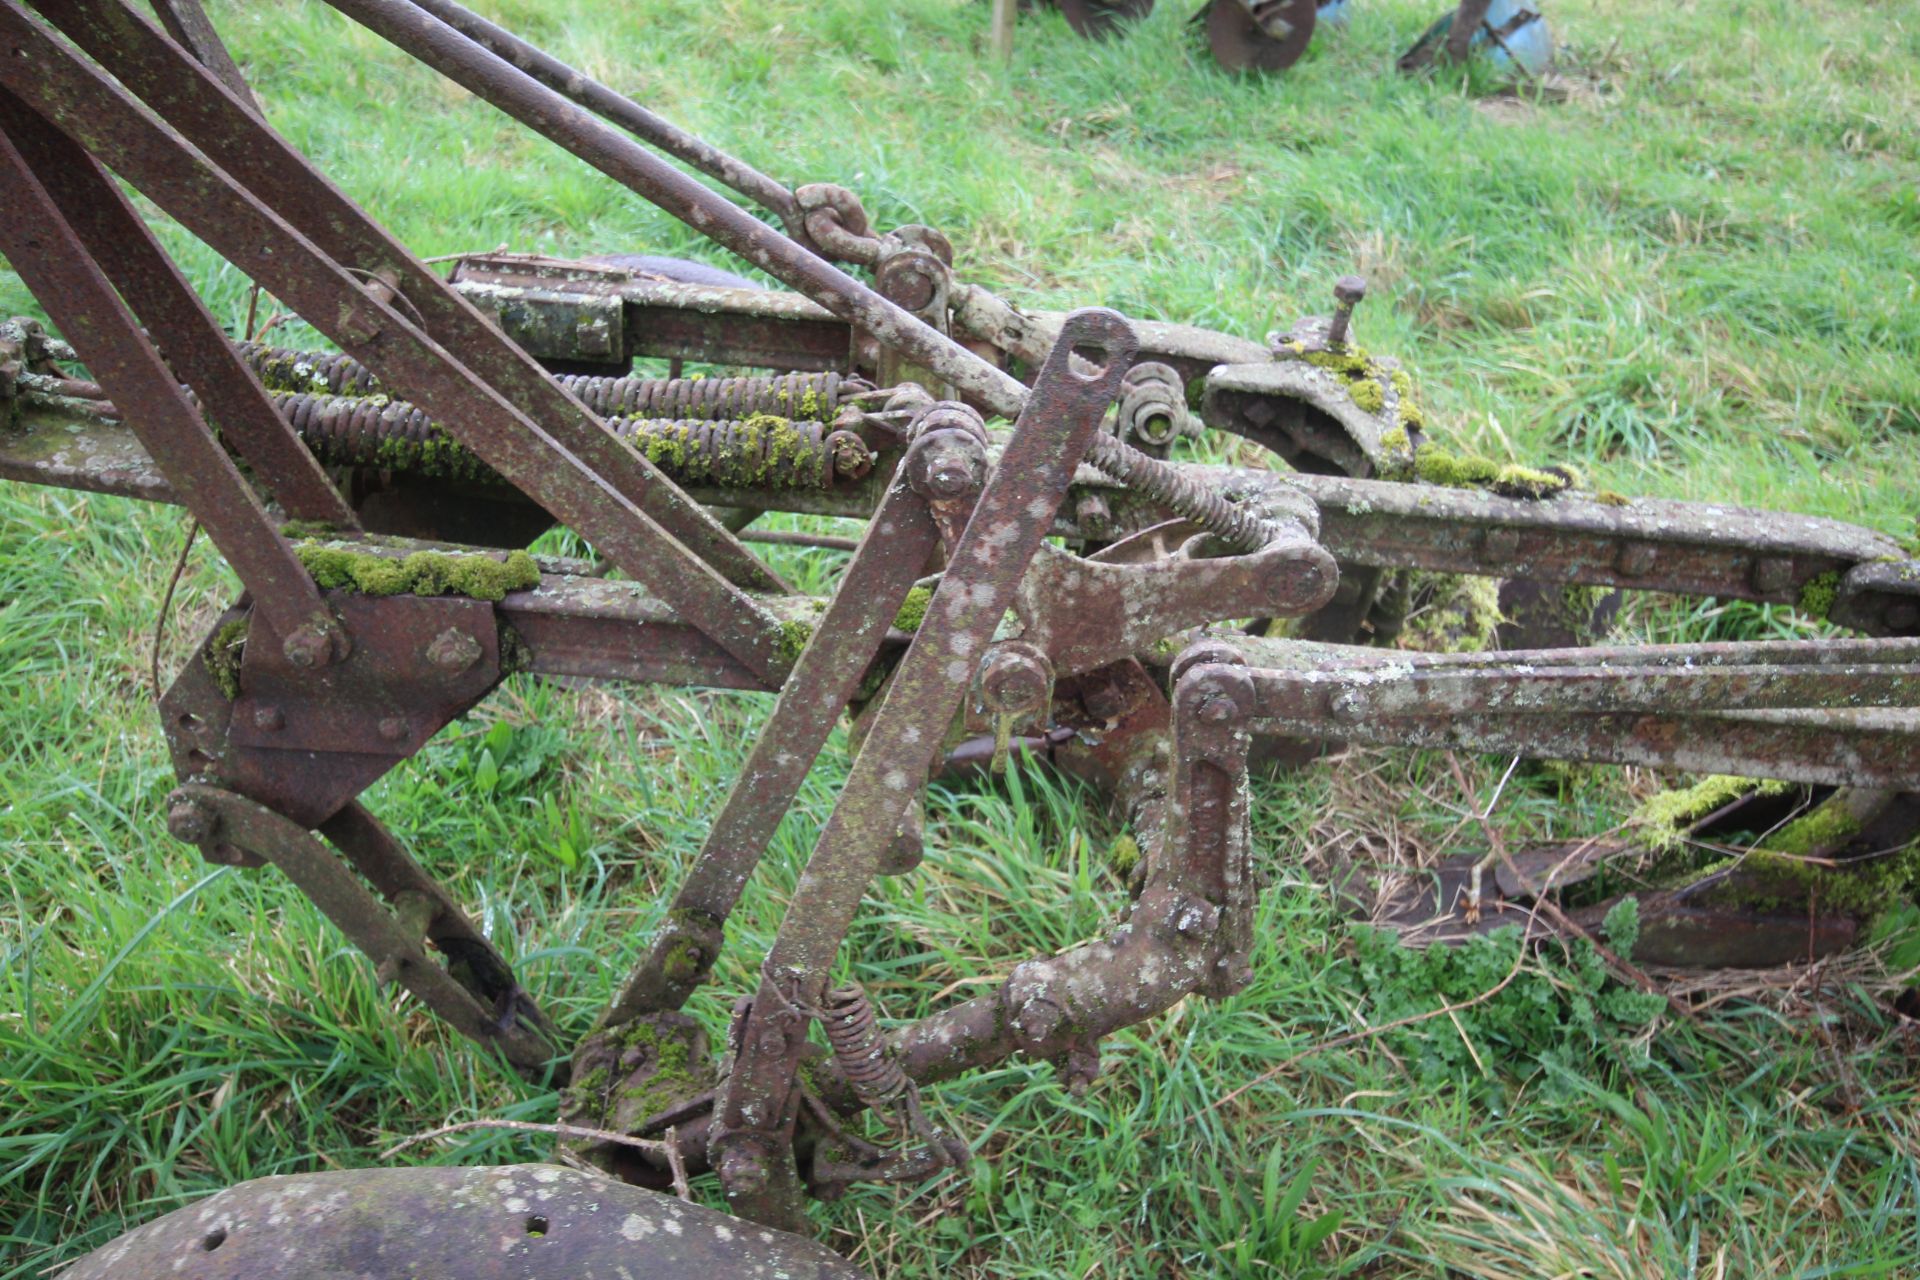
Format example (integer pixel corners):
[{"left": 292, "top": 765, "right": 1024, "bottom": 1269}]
[{"left": 4, "top": 0, "right": 1920, "bottom": 1276}]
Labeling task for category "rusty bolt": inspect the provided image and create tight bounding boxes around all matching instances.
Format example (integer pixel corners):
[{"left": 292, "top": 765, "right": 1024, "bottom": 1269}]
[
  {"left": 755, "top": 1026, "right": 788, "bottom": 1056},
  {"left": 1749, "top": 557, "right": 1794, "bottom": 595},
  {"left": 1196, "top": 688, "right": 1242, "bottom": 723},
  {"left": 282, "top": 620, "right": 342, "bottom": 670},
  {"left": 252, "top": 705, "right": 285, "bottom": 732},
  {"left": 377, "top": 716, "right": 409, "bottom": 743},
  {"left": 1615, "top": 543, "right": 1657, "bottom": 577},
  {"left": 1327, "top": 275, "right": 1366, "bottom": 348},
  {"left": 426, "top": 627, "right": 483, "bottom": 674},
  {"left": 166, "top": 793, "right": 219, "bottom": 845},
  {"left": 980, "top": 643, "right": 1053, "bottom": 717},
  {"left": 910, "top": 436, "right": 984, "bottom": 502},
  {"left": 1329, "top": 688, "right": 1366, "bottom": 723},
  {"left": 1013, "top": 995, "right": 1065, "bottom": 1045},
  {"left": 717, "top": 1146, "right": 770, "bottom": 1196}
]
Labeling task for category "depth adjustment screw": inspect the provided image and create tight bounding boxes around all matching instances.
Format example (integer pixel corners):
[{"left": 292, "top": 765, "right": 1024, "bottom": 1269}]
[{"left": 1327, "top": 274, "right": 1367, "bottom": 348}]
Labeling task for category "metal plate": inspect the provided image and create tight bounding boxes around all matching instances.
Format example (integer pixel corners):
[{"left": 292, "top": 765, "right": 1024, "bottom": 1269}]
[
  {"left": 1206, "top": 0, "right": 1317, "bottom": 72},
  {"left": 62, "top": 1164, "right": 871, "bottom": 1280}
]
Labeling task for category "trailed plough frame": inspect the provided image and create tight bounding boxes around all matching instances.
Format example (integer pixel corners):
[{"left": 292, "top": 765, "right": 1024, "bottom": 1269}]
[{"left": 1, "top": 1, "right": 1915, "bottom": 1274}]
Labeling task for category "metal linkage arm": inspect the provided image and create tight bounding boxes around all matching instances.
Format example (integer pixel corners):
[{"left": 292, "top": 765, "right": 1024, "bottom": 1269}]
[
  {"left": 0, "top": 111, "right": 336, "bottom": 654},
  {"left": 890, "top": 640, "right": 1262, "bottom": 1085},
  {"left": 0, "top": 2, "right": 788, "bottom": 681},
  {"left": 609, "top": 424, "right": 961, "bottom": 1022},
  {"left": 1228, "top": 635, "right": 1920, "bottom": 790},
  {"left": 706, "top": 311, "right": 1136, "bottom": 1223},
  {"left": 171, "top": 785, "right": 559, "bottom": 1076},
  {"left": 35, "top": 0, "right": 785, "bottom": 597}
]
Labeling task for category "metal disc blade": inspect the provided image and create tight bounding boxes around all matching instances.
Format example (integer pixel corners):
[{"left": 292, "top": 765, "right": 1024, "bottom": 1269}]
[
  {"left": 1206, "top": 0, "right": 1317, "bottom": 72},
  {"left": 1058, "top": 0, "right": 1156, "bottom": 39}
]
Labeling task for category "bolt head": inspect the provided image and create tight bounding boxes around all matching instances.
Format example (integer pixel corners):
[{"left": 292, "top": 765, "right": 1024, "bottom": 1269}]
[
  {"left": 1329, "top": 688, "right": 1366, "bottom": 723},
  {"left": 282, "top": 621, "right": 343, "bottom": 670},
  {"left": 166, "top": 795, "right": 218, "bottom": 845},
  {"left": 252, "top": 705, "right": 285, "bottom": 732},
  {"left": 755, "top": 1027, "right": 788, "bottom": 1056},
  {"left": 718, "top": 1146, "right": 770, "bottom": 1196},
  {"left": 1197, "top": 691, "right": 1241, "bottom": 723},
  {"left": 1333, "top": 275, "right": 1368, "bottom": 305},
  {"left": 377, "top": 716, "right": 409, "bottom": 743},
  {"left": 1173, "top": 898, "right": 1221, "bottom": 939},
  {"left": 425, "top": 627, "right": 483, "bottom": 674}
]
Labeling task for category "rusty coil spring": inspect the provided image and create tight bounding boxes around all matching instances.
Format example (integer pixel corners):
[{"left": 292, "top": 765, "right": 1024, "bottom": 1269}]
[
  {"left": 563, "top": 370, "right": 852, "bottom": 420},
  {"left": 237, "top": 342, "right": 382, "bottom": 397},
  {"left": 233, "top": 341, "right": 858, "bottom": 422},
  {"left": 819, "top": 983, "right": 909, "bottom": 1112},
  {"left": 1081, "top": 431, "right": 1278, "bottom": 554},
  {"left": 270, "top": 389, "right": 852, "bottom": 489}
]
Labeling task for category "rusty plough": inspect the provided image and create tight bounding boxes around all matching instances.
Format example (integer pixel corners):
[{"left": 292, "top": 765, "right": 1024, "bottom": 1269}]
[{"left": 1, "top": 1, "right": 1915, "bottom": 1275}]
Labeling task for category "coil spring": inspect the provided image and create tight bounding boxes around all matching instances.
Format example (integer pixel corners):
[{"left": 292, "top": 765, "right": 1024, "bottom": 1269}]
[
  {"left": 237, "top": 342, "right": 382, "bottom": 397},
  {"left": 233, "top": 341, "right": 858, "bottom": 423},
  {"left": 1081, "top": 431, "right": 1277, "bottom": 554},
  {"left": 564, "top": 371, "right": 851, "bottom": 420},
  {"left": 270, "top": 389, "right": 846, "bottom": 490},
  {"left": 820, "top": 983, "right": 908, "bottom": 1111}
]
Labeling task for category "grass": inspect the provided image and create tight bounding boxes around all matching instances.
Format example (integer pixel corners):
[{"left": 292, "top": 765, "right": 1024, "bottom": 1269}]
[{"left": 3, "top": 0, "right": 1919, "bottom": 1275}]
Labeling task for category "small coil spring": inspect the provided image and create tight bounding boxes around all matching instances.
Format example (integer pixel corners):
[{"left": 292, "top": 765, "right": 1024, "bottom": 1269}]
[{"left": 820, "top": 983, "right": 909, "bottom": 1112}]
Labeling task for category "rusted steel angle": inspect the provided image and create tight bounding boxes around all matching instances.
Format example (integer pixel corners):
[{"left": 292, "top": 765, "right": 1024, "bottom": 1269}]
[
  {"left": 609, "top": 440, "right": 946, "bottom": 1022},
  {"left": 1297, "top": 473, "right": 1909, "bottom": 609},
  {"left": 0, "top": 110, "right": 333, "bottom": 650},
  {"left": 175, "top": 784, "right": 556, "bottom": 1074},
  {"left": 1230, "top": 637, "right": 1920, "bottom": 789},
  {"left": 317, "top": 0, "right": 1033, "bottom": 420},
  {"left": 35, "top": 0, "right": 784, "bottom": 595},
  {"left": 0, "top": 90, "right": 357, "bottom": 529},
  {"left": 707, "top": 311, "right": 1135, "bottom": 1222},
  {"left": 0, "top": 1, "right": 788, "bottom": 681}
]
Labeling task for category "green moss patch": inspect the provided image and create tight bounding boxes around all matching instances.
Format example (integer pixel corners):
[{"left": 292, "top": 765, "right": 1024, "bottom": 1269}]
[
  {"left": 202, "top": 616, "right": 249, "bottom": 701},
  {"left": 296, "top": 544, "right": 539, "bottom": 601}
]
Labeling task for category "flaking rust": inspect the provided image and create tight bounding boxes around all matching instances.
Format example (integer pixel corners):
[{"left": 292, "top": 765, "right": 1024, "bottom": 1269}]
[{"left": 2, "top": 2, "right": 1914, "bottom": 1275}]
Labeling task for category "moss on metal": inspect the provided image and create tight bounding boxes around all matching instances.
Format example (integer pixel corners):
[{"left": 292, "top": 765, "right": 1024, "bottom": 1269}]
[
  {"left": 891, "top": 584, "right": 933, "bottom": 633},
  {"left": 203, "top": 616, "right": 249, "bottom": 701},
  {"left": 296, "top": 543, "right": 539, "bottom": 601},
  {"left": 1796, "top": 570, "right": 1842, "bottom": 619},
  {"left": 1631, "top": 775, "right": 1791, "bottom": 855}
]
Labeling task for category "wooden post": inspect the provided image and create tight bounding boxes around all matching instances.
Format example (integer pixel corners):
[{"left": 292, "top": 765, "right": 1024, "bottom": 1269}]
[{"left": 991, "top": 0, "right": 1016, "bottom": 60}]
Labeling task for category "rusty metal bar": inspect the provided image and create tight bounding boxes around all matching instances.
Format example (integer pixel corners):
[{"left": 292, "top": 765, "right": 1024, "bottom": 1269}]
[
  {"left": 181, "top": 784, "right": 555, "bottom": 1074},
  {"left": 317, "top": 0, "right": 1033, "bottom": 420},
  {"left": 0, "top": 109, "right": 335, "bottom": 651},
  {"left": 707, "top": 311, "right": 1135, "bottom": 1221},
  {"left": 608, "top": 441, "right": 946, "bottom": 1022},
  {"left": 148, "top": 0, "right": 250, "bottom": 99},
  {"left": 0, "top": 1, "right": 789, "bottom": 681},
  {"left": 401, "top": 0, "right": 805, "bottom": 235},
  {"left": 36, "top": 0, "right": 785, "bottom": 596},
  {"left": 319, "top": 800, "right": 560, "bottom": 1051},
  {"left": 0, "top": 90, "right": 358, "bottom": 529}
]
